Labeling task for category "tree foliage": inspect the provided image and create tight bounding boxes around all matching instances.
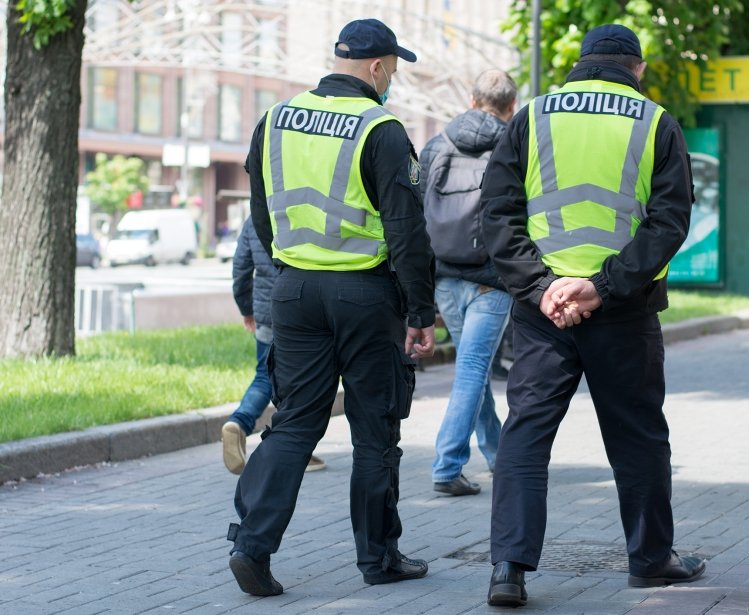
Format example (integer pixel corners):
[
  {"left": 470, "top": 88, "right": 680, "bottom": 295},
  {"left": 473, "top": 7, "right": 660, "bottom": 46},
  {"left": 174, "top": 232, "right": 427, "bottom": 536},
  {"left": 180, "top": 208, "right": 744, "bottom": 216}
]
[
  {"left": 725, "top": 0, "right": 749, "bottom": 54},
  {"left": 502, "top": 0, "right": 744, "bottom": 126},
  {"left": 85, "top": 153, "right": 150, "bottom": 216},
  {"left": 15, "top": 0, "right": 75, "bottom": 48}
]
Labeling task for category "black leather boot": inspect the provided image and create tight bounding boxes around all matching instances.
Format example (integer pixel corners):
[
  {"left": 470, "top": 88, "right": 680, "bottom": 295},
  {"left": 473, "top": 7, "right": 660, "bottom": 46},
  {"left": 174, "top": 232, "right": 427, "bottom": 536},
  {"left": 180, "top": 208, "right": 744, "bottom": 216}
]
[
  {"left": 229, "top": 551, "right": 283, "bottom": 596},
  {"left": 487, "top": 561, "right": 527, "bottom": 607},
  {"left": 362, "top": 552, "right": 428, "bottom": 585},
  {"left": 628, "top": 550, "right": 706, "bottom": 587}
]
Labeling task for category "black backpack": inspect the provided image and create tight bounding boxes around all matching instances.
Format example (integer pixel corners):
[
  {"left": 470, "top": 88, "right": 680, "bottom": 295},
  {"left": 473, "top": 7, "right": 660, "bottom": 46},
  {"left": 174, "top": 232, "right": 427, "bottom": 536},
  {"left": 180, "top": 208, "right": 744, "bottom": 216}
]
[{"left": 423, "top": 134, "right": 490, "bottom": 265}]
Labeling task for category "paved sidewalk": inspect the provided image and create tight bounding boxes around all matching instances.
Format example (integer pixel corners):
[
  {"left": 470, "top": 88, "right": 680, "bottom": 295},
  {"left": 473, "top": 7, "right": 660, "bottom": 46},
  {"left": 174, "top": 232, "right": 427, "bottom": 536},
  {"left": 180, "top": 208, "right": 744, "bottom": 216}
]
[{"left": 1, "top": 328, "right": 748, "bottom": 614}]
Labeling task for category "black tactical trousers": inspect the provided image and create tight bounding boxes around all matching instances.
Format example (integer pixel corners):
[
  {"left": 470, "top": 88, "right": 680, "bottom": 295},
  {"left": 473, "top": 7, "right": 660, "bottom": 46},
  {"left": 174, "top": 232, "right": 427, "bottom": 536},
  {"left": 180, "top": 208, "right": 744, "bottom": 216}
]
[
  {"left": 231, "top": 266, "right": 416, "bottom": 576},
  {"left": 490, "top": 305, "right": 674, "bottom": 576}
]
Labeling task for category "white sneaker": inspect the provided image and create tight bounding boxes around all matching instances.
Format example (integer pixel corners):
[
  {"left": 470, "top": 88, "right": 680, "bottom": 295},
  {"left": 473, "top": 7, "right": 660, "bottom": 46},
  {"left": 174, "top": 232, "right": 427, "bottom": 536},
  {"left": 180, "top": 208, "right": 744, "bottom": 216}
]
[{"left": 222, "top": 421, "right": 246, "bottom": 475}]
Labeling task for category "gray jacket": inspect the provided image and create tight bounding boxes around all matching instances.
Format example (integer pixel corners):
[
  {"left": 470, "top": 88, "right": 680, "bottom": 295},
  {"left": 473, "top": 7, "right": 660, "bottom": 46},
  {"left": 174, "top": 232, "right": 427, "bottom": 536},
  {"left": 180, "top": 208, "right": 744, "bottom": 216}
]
[
  {"left": 232, "top": 217, "right": 277, "bottom": 330},
  {"left": 420, "top": 109, "right": 508, "bottom": 290}
]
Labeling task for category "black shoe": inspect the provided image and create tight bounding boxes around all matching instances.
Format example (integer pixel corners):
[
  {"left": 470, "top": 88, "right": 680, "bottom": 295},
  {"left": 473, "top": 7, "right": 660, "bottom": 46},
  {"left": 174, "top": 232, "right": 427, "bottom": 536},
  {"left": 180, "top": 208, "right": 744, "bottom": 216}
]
[
  {"left": 434, "top": 474, "right": 481, "bottom": 496},
  {"left": 628, "top": 551, "right": 706, "bottom": 587},
  {"left": 229, "top": 551, "right": 283, "bottom": 596},
  {"left": 363, "top": 552, "right": 428, "bottom": 585},
  {"left": 488, "top": 561, "right": 527, "bottom": 607}
]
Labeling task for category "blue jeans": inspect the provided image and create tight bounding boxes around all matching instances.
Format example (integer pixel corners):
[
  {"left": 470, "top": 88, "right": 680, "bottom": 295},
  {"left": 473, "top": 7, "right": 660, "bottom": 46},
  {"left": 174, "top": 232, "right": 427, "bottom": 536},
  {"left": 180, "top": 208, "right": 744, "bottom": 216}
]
[
  {"left": 228, "top": 337, "right": 272, "bottom": 435},
  {"left": 432, "top": 278, "right": 512, "bottom": 482}
]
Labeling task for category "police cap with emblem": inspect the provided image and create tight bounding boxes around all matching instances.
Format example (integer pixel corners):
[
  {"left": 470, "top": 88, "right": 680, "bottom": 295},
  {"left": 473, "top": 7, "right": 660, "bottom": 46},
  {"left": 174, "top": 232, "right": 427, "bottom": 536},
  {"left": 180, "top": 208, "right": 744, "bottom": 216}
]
[
  {"left": 580, "top": 24, "right": 642, "bottom": 58},
  {"left": 335, "top": 18, "right": 417, "bottom": 62}
]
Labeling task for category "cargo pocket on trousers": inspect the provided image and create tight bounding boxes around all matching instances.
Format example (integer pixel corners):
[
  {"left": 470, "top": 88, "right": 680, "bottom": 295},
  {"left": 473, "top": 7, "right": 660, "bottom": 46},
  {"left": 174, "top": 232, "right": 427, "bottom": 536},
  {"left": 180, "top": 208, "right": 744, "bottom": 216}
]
[
  {"left": 266, "top": 343, "right": 281, "bottom": 409},
  {"left": 271, "top": 278, "right": 303, "bottom": 302},
  {"left": 389, "top": 344, "right": 416, "bottom": 419}
]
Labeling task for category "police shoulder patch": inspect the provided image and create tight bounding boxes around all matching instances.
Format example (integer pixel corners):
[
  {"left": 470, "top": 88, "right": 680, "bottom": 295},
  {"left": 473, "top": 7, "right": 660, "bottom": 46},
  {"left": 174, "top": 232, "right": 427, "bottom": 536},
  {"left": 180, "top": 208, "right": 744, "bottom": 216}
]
[{"left": 408, "top": 155, "right": 421, "bottom": 185}]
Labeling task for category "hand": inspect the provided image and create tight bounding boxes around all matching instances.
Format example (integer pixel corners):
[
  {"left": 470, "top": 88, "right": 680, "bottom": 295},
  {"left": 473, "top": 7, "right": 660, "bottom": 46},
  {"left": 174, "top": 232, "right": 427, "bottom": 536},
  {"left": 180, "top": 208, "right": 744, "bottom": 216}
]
[
  {"left": 405, "top": 325, "right": 435, "bottom": 359},
  {"left": 242, "top": 315, "right": 256, "bottom": 333},
  {"left": 543, "top": 278, "right": 601, "bottom": 329},
  {"left": 541, "top": 278, "right": 586, "bottom": 328}
]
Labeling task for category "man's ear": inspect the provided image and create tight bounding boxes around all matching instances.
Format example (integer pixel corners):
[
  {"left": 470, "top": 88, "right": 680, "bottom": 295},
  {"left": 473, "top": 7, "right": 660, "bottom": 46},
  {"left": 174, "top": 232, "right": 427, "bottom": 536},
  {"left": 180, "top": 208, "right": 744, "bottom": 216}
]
[
  {"left": 634, "top": 61, "right": 647, "bottom": 82},
  {"left": 470, "top": 95, "right": 479, "bottom": 110}
]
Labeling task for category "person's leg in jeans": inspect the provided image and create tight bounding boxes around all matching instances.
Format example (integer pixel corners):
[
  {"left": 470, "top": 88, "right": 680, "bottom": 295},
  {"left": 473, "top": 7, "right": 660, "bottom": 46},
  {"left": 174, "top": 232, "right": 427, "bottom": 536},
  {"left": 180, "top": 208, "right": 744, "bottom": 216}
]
[
  {"left": 475, "top": 379, "right": 501, "bottom": 471},
  {"left": 432, "top": 278, "right": 511, "bottom": 485},
  {"left": 223, "top": 325, "right": 326, "bottom": 475},
  {"left": 232, "top": 336, "right": 272, "bottom": 434},
  {"left": 222, "top": 333, "right": 272, "bottom": 474}
]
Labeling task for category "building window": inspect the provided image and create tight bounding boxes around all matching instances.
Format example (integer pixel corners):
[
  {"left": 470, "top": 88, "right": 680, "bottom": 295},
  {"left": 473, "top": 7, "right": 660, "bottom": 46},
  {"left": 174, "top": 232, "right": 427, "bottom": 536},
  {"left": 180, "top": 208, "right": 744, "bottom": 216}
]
[
  {"left": 258, "top": 18, "right": 279, "bottom": 60},
  {"left": 218, "top": 84, "right": 242, "bottom": 142},
  {"left": 135, "top": 73, "right": 162, "bottom": 135},
  {"left": 87, "top": 67, "right": 118, "bottom": 131},
  {"left": 89, "top": 0, "right": 119, "bottom": 33},
  {"left": 254, "top": 89, "right": 278, "bottom": 124},
  {"left": 177, "top": 77, "right": 204, "bottom": 139},
  {"left": 221, "top": 12, "right": 243, "bottom": 67}
]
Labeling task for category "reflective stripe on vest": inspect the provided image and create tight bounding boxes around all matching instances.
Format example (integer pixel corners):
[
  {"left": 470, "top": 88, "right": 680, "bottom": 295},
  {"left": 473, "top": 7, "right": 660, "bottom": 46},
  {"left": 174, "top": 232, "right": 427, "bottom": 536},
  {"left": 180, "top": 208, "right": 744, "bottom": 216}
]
[
  {"left": 264, "top": 95, "right": 394, "bottom": 267},
  {"left": 526, "top": 81, "right": 665, "bottom": 278}
]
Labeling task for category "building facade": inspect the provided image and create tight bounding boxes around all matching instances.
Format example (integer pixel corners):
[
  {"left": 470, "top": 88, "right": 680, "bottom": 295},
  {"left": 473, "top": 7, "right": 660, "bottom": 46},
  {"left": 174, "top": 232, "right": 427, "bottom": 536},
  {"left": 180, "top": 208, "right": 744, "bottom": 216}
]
[{"left": 1, "top": 0, "right": 516, "bottom": 245}]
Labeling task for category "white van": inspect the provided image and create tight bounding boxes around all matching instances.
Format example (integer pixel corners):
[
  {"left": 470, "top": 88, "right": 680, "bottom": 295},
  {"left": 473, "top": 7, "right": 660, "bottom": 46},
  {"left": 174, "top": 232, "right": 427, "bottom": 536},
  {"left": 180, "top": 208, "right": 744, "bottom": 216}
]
[{"left": 106, "top": 209, "right": 198, "bottom": 267}]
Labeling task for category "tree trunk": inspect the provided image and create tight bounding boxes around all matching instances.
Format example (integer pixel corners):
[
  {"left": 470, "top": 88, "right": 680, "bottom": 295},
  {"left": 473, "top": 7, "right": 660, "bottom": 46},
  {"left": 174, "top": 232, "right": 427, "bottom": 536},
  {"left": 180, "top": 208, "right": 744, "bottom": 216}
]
[{"left": 0, "top": 1, "right": 87, "bottom": 358}]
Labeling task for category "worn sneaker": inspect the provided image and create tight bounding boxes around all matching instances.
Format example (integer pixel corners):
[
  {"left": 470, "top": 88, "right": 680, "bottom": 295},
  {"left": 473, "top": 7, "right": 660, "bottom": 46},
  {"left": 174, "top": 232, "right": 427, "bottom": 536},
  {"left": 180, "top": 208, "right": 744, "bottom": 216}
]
[
  {"left": 222, "top": 421, "right": 246, "bottom": 475},
  {"left": 305, "top": 454, "right": 326, "bottom": 472},
  {"left": 434, "top": 474, "right": 481, "bottom": 496},
  {"left": 229, "top": 551, "right": 283, "bottom": 596},
  {"left": 362, "top": 552, "right": 428, "bottom": 585}
]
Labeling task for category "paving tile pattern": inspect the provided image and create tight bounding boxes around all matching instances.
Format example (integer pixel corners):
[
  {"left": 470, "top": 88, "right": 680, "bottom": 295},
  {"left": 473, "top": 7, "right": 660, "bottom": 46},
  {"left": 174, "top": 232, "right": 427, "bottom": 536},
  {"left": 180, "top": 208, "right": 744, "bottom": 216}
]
[{"left": 1, "top": 329, "right": 748, "bottom": 614}]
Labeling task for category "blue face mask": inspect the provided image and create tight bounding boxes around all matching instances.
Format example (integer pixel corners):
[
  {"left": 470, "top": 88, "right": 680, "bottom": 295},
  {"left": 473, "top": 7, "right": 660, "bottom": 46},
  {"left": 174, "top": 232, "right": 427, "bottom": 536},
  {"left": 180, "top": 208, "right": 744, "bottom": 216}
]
[{"left": 372, "top": 64, "right": 391, "bottom": 105}]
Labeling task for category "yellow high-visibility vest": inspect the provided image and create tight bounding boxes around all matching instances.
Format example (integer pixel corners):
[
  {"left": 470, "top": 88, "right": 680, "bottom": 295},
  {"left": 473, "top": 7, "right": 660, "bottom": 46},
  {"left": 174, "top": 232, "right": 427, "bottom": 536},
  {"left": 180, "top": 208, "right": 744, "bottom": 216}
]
[
  {"left": 262, "top": 91, "right": 398, "bottom": 270},
  {"left": 526, "top": 80, "right": 667, "bottom": 279}
]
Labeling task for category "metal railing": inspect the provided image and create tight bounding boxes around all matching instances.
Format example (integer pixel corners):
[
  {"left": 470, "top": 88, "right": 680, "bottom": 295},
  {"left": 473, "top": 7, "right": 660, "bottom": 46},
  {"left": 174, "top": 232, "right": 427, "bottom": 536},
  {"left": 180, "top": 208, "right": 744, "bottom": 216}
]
[{"left": 75, "top": 284, "right": 138, "bottom": 336}]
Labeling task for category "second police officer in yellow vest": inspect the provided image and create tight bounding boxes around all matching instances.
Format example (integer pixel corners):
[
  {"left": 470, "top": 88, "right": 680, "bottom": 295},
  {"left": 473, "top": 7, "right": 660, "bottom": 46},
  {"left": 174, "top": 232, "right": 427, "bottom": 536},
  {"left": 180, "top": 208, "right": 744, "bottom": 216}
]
[
  {"left": 227, "top": 19, "right": 436, "bottom": 597},
  {"left": 480, "top": 24, "right": 705, "bottom": 607}
]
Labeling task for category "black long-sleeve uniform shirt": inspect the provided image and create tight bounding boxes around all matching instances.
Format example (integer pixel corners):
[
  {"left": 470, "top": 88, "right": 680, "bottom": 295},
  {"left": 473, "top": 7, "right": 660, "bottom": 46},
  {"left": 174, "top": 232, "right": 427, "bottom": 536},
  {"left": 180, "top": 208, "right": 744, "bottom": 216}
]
[
  {"left": 480, "top": 61, "right": 694, "bottom": 321},
  {"left": 245, "top": 74, "right": 435, "bottom": 329}
]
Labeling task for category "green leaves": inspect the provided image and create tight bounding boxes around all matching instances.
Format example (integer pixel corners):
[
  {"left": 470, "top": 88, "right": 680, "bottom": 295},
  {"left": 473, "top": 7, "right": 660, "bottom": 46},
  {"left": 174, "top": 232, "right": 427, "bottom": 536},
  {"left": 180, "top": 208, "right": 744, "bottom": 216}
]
[
  {"left": 503, "top": 0, "right": 745, "bottom": 125},
  {"left": 84, "top": 153, "right": 150, "bottom": 216},
  {"left": 14, "top": 0, "right": 75, "bottom": 49}
]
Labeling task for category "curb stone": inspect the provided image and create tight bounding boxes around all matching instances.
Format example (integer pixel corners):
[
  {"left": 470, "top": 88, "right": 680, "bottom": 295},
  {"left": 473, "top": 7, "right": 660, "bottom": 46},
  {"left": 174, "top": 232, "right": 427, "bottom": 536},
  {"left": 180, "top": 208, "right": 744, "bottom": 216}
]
[
  {"left": 1, "top": 311, "right": 747, "bottom": 484},
  {"left": 0, "top": 391, "right": 344, "bottom": 484}
]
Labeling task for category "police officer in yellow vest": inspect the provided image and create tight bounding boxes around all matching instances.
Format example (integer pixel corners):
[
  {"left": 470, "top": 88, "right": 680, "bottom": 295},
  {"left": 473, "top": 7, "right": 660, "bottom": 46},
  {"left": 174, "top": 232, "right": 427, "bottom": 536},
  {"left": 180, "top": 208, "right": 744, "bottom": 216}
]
[
  {"left": 226, "top": 19, "right": 436, "bottom": 596},
  {"left": 480, "top": 25, "right": 705, "bottom": 607}
]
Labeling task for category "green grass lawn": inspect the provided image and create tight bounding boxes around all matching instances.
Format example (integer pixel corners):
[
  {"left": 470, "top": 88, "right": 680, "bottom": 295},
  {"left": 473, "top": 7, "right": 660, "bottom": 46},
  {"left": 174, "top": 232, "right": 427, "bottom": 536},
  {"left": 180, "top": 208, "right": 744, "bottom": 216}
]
[
  {"left": 661, "top": 289, "right": 749, "bottom": 324},
  {"left": 0, "top": 325, "right": 254, "bottom": 443},
  {"left": 1, "top": 289, "right": 748, "bottom": 444}
]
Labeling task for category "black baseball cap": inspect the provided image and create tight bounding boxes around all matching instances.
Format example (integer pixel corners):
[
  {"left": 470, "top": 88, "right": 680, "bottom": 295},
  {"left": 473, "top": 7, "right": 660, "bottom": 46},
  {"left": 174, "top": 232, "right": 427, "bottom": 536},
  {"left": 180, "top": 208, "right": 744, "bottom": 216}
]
[
  {"left": 335, "top": 18, "right": 417, "bottom": 62},
  {"left": 580, "top": 24, "right": 642, "bottom": 58}
]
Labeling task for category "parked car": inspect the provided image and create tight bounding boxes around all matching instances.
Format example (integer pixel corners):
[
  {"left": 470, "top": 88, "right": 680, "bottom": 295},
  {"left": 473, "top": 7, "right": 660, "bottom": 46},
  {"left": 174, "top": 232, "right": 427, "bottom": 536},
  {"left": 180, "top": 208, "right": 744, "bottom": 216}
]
[
  {"left": 76, "top": 233, "right": 101, "bottom": 268},
  {"left": 215, "top": 230, "right": 239, "bottom": 263},
  {"left": 106, "top": 209, "right": 197, "bottom": 267}
]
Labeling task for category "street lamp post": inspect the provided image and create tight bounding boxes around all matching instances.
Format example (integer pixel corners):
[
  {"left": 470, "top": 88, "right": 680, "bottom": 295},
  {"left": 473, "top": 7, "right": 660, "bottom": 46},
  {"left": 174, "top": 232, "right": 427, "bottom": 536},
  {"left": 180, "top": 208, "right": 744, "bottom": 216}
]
[
  {"left": 178, "top": 87, "right": 191, "bottom": 208},
  {"left": 168, "top": 0, "right": 210, "bottom": 251},
  {"left": 531, "top": 0, "right": 541, "bottom": 97}
]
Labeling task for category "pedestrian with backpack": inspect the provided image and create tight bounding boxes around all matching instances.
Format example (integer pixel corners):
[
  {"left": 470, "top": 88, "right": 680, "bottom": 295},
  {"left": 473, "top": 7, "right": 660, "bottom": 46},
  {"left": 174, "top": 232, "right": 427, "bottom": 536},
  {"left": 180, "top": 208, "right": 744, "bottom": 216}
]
[{"left": 421, "top": 69, "right": 516, "bottom": 496}]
